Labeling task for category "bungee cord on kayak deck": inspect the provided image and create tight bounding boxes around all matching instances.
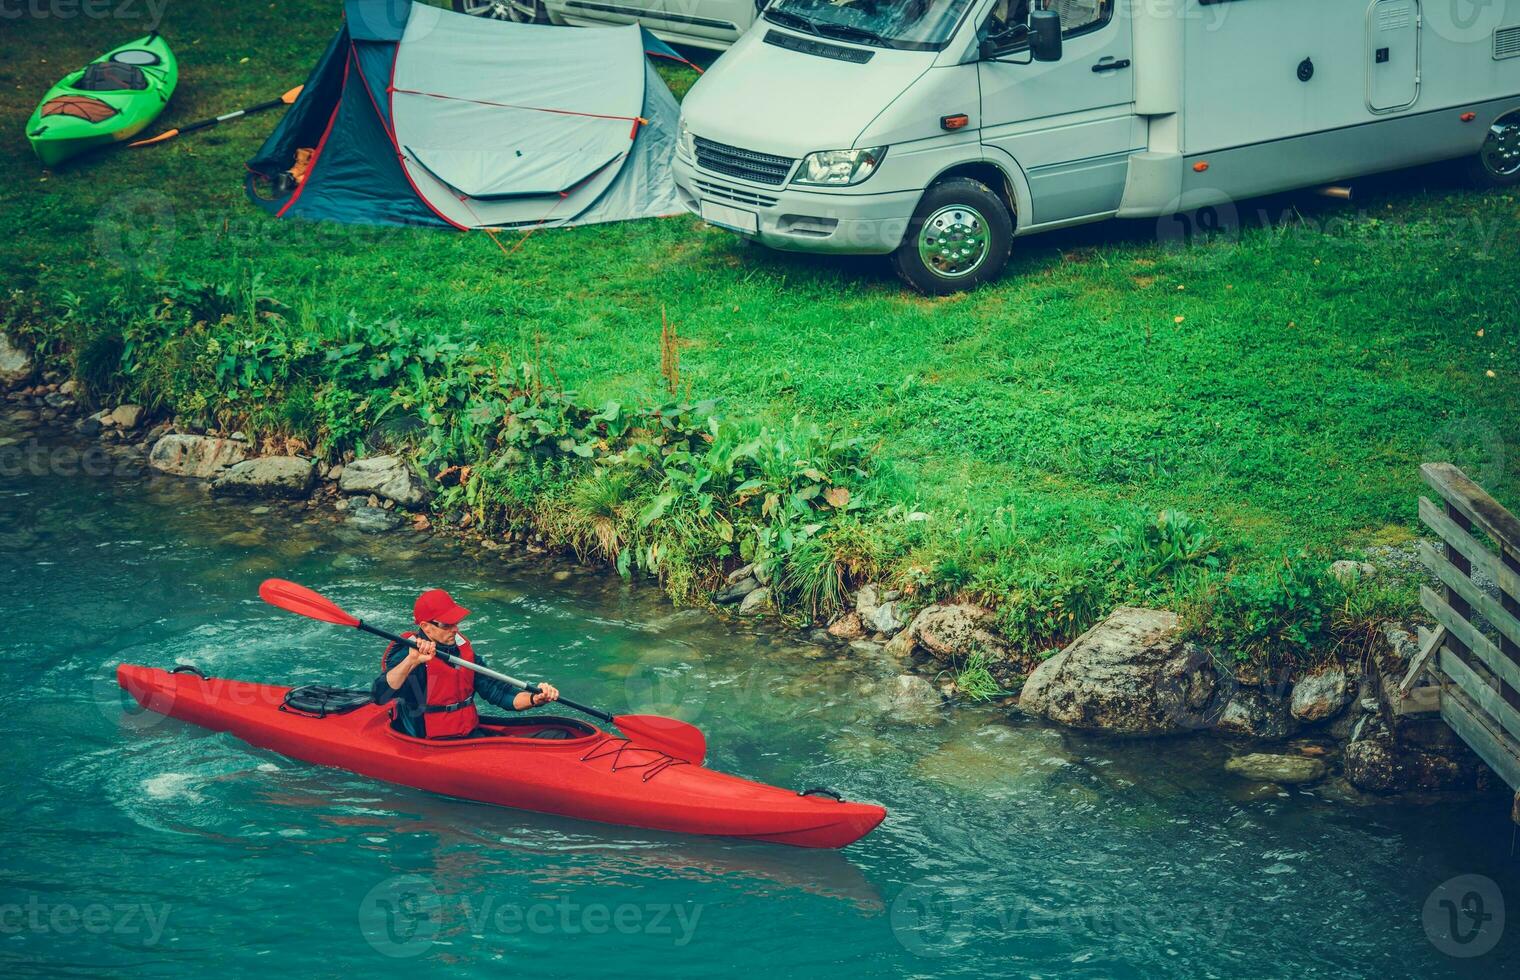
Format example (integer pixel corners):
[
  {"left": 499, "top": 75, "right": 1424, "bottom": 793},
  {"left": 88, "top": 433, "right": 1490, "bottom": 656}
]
[{"left": 580, "top": 736, "right": 691, "bottom": 784}]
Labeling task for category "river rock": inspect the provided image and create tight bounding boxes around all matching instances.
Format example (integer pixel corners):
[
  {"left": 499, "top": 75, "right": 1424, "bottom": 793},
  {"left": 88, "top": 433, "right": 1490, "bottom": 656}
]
[
  {"left": 76, "top": 410, "right": 108, "bottom": 437},
  {"left": 148, "top": 434, "right": 248, "bottom": 478},
  {"left": 1019, "top": 607, "right": 1217, "bottom": 735},
  {"left": 871, "top": 674, "right": 944, "bottom": 726},
  {"left": 0, "top": 334, "right": 32, "bottom": 386},
  {"left": 737, "top": 586, "right": 772, "bottom": 616},
  {"left": 109, "top": 404, "right": 145, "bottom": 430},
  {"left": 1330, "top": 559, "right": 1376, "bottom": 584},
  {"left": 889, "top": 602, "right": 1007, "bottom": 661},
  {"left": 347, "top": 505, "right": 401, "bottom": 533},
  {"left": 828, "top": 611, "right": 866, "bottom": 641},
  {"left": 1213, "top": 688, "right": 1295, "bottom": 740},
  {"left": 855, "top": 584, "right": 905, "bottom": 636},
  {"left": 725, "top": 563, "right": 755, "bottom": 585},
  {"left": 1290, "top": 669, "right": 1351, "bottom": 723},
  {"left": 1225, "top": 752, "right": 1327, "bottom": 784},
  {"left": 337, "top": 455, "right": 429, "bottom": 507},
  {"left": 715, "top": 575, "right": 759, "bottom": 604},
  {"left": 210, "top": 456, "right": 316, "bottom": 500}
]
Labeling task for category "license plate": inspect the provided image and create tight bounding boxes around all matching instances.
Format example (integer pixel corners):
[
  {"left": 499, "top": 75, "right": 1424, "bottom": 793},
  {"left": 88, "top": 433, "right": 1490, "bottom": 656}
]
[{"left": 700, "top": 200, "right": 759, "bottom": 235}]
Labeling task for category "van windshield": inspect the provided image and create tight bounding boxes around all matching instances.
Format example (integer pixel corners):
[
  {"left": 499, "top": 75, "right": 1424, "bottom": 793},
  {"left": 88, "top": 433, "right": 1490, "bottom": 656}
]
[{"left": 763, "top": 0, "right": 977, "bottom": 52}]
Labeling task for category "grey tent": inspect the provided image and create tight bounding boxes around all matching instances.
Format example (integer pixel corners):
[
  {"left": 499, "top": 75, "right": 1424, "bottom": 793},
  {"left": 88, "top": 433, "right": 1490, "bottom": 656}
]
[{"left": 247, "top": 0, "right": 686, "bottom": 230}]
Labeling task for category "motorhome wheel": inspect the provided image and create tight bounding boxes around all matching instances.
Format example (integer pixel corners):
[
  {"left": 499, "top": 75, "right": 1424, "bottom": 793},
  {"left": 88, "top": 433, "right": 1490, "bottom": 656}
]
[
  {"left": 892, "top": 178, "right": 1013, "bottom": 295},
  {"left": 1468, "top": 112, "right": 1520, "bottom": 188}
]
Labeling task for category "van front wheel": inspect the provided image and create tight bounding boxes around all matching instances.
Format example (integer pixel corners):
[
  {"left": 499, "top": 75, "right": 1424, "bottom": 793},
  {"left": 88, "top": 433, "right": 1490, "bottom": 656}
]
[{"left": 891, "top": 178, "right": 1013, "bottom": 295}]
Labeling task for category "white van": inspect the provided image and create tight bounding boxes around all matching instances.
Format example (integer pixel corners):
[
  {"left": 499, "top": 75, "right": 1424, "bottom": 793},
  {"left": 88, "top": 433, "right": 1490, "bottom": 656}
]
[{"left": 671, "top": 0, "right": 1520, "bottom": 293}]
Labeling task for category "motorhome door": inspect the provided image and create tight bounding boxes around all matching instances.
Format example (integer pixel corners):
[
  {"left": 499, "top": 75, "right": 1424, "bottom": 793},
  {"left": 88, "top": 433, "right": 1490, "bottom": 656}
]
[
  {"left": 977, "top": 0, "right": 1138, "bottom": 225},
  {"left": 1367, "top": 0, "right": 1420, "bottom": 112}
]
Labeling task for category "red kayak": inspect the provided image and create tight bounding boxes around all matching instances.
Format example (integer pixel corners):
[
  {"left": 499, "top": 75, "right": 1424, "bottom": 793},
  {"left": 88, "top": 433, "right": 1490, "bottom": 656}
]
[{"left": 116, "top": 664, "right": 885, "bottom": 849}]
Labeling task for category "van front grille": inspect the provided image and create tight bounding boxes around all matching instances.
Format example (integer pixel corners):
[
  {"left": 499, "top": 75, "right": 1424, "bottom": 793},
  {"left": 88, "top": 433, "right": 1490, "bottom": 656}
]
[
  {"left": 693, "top": 178, "right": 778, "bottom": 208},
  {"left": 693, "top": 136, "right": 795, "bottom": 187}
]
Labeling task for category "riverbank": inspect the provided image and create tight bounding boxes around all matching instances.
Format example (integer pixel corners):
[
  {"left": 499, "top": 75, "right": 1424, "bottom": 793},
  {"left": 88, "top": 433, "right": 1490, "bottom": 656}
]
[
  {"left": 5, "top": 410, "right": 1517, "bottom": 975},
  {"left": 2, "top": 363, "right": 1504, "bottom": 807},
  {"left": 7, "top": 3, "right": 1520, "bottom": 687}
]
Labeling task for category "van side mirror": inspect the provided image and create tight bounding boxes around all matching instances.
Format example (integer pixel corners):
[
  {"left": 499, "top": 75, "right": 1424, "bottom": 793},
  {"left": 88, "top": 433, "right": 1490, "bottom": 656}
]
[{"left": 1030, "top": 9, "right": 1062, "bottom": 62}]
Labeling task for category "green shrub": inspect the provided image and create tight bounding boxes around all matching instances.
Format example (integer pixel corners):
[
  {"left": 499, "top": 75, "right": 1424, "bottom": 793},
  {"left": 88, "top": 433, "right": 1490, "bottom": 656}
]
[{"left": 1180, "top": 553, "right": 1345, "bottom": 669}]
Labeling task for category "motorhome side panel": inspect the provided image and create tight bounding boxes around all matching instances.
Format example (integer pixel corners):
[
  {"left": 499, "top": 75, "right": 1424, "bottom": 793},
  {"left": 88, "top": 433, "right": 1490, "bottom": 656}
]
[{"left": 1178, "top": 0, "right": 1520, "bottom": 201}]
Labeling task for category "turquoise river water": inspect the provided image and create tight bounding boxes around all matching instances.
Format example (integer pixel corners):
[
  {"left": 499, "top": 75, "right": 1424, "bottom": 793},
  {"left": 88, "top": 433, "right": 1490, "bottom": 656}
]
[{"left": 1, "top": 423, "right": 1516, "bottom": 977}]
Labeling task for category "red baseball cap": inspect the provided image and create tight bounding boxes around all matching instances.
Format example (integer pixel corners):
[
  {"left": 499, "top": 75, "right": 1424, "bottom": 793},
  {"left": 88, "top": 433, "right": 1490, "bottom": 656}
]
[{"left": 413, "top": 588, "right": 470, "bottom": 626}]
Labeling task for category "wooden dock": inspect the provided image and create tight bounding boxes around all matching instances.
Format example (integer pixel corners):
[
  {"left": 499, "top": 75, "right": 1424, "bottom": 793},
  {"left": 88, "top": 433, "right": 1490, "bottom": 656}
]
[{"left": 1416, "top": 462, "right": 1520, "bottom": 820}]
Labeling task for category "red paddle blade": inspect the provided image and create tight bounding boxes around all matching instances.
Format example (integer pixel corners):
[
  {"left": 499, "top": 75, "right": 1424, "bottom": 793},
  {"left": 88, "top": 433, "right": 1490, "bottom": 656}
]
[
  {"left": 614, "top": 714, "right": 706, "bottom": 765},
  {"left": 258, "top": 578, "right": 360, "bottom": 627}
]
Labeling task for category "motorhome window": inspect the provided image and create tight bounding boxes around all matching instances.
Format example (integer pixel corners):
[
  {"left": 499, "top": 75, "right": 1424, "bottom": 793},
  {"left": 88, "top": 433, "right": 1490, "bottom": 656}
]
[
  {"left": 763, "top": 0, "right": 980, "bottom": 51},
  {"left": 984, "top": 0, "right": 1113, "bottom": 52}
]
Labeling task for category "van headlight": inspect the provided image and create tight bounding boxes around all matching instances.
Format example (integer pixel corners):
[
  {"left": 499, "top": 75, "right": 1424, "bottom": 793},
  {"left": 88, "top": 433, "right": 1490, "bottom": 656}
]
[
  {"left": 791, "top": 147, "right": 887, "bottom": 186},
  {"left": 677, "top": 119, "right": 696, "bottom": 161}
]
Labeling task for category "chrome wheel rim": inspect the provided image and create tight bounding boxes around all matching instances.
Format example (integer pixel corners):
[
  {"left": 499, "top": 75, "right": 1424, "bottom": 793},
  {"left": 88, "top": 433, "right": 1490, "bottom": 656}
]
[
  {"left": 917, "top": 205, "right": 990, "bottom": 279},
  {"left": 1480, "top": 116, "right": 1520, "bottom": 178},
  {"left": 458, "top": 0, "right": 514, "bottom": 18}
]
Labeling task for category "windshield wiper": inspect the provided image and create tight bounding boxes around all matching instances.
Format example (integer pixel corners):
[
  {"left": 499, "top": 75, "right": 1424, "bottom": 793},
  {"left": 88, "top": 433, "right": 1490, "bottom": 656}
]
[
  {"left": 812, "top": 23, "right": 897, "bottom": 48},
  {"left": 765, "top": 9, "right": 822, "bottom": 36}
]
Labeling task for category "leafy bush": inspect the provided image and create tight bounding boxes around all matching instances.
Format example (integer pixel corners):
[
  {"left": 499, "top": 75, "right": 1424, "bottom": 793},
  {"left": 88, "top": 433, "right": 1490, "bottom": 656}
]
[
  {"left": 1103, "top": 507, "right": 1219, "bottom": 598},
  {"left": 1180, "top": 554, "right": 1345, "bottom": 669}
]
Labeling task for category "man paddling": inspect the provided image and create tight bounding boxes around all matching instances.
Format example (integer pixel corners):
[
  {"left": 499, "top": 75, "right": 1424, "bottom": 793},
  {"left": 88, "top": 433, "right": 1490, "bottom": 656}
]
[{"left": 371, "top": 588, "right": 559, "bottom": 738}]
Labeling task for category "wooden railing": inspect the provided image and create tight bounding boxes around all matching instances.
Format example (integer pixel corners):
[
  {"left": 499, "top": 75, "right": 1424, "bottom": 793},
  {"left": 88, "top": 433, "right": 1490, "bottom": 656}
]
[{"left": 1416, "top": 463, "right": 1520, "bottom": 800}]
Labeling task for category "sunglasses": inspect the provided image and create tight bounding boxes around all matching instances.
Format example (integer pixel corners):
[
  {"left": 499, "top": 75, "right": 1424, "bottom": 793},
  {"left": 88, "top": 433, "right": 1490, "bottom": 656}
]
[{"left": 427, "top": 620, "right": 460, "bottom": 632}]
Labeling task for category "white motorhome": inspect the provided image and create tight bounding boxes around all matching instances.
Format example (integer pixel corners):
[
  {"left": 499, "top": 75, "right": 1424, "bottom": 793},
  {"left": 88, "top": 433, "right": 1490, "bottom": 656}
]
[{"left": 671, "top": 0, "right": 1520, "bottom": 292}]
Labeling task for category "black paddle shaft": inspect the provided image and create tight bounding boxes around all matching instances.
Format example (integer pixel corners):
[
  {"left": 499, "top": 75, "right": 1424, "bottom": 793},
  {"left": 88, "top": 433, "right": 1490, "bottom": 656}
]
[{"left": 356, "top": 620, "right": 612, "bottom": 722}]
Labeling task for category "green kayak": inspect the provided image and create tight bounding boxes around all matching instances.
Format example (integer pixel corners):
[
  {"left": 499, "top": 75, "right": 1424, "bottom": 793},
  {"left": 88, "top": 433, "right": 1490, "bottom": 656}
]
[{"left": 26, "top": 33, "right": 177, "bottom": 167}]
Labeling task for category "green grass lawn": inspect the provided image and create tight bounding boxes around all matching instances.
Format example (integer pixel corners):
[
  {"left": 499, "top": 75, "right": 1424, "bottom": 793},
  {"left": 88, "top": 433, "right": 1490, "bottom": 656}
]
[{"left": 4, "top": 2, "right": 1518, "bottom": 656}]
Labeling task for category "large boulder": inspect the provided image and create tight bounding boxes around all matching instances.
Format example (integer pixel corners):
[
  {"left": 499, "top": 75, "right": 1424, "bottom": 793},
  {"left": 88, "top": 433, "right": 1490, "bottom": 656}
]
[
  {"left": 0, "top": 333, "right": 32, "bottom": 387},
  {"left": 211, "top": 456, "right": 316, "bottom": 500},
  {"left": 1290, "top": 669, "right": 1352, "bottom": 723},
  {"left": 337, "top": 455, "right": 429, "bottom": 507},
  {"left": 1019, "top": 607, "right": 1217, "bottom": 735},
  {"left": 148, "top": 434, "right": 247, "bottom": 478}
]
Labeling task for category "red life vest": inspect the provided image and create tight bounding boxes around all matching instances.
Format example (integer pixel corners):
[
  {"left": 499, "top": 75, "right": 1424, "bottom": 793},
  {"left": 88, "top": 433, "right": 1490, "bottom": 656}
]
[{"left": 384, "top": 632, "right": 481, "bottom": 738}]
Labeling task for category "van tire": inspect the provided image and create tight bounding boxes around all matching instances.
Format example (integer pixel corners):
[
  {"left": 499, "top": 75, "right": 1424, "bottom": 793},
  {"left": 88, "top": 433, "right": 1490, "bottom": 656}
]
[
  {"left": 1464, "top": 111, "right": 1520, "bottom": 188},
  {"left": 891, "top": 178, "right": 1013, "bottom": 295}
]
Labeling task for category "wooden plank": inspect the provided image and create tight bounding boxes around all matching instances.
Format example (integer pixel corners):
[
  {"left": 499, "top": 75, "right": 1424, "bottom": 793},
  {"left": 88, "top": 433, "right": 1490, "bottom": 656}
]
[
  {"left": 1422, "top": 462, "right": 1520, "bottom": 557},
  {"left": 1420, "top": 540, "right": 1520, "bottom": 652},
  {"left": 1442, "top": 684, "right": 1520, "bottom": 793},
  {"left": 1421, "top": 585, "right": 1520, "bottom": 693},
  {"left": 1419, "top": 496, "right": 1520, "bottom": 601},
  {"left": 1441, "top": 648, "right": 1520, "bottom": 744},
  {"left": 1393, "top": 684, "right": 1440, "bottom": 716},
  {"left": 1398, "top": 624, "right": 1446, "bottom": 695}
]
